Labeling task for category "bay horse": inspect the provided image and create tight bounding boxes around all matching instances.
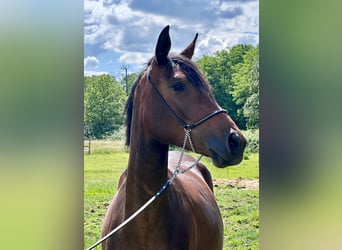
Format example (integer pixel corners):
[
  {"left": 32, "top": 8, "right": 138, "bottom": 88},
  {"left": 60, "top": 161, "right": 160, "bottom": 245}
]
[{"left": 102, "top": 26, "right": 246, "bottom": 250}]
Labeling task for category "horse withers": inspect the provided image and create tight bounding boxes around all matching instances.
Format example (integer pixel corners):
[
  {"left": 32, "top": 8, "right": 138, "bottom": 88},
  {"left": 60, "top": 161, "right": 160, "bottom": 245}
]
[{"left": 102, "top": 25, "right": 246, "bottom": 250}]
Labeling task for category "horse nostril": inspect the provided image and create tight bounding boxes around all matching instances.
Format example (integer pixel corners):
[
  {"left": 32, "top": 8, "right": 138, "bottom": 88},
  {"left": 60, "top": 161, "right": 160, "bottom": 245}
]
[{"left": 228, "top": 132, "right": 241, "bottom": 153}]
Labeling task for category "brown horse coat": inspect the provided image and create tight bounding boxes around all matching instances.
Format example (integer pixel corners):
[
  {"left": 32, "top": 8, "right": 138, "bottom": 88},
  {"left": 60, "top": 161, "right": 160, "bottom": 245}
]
[
  {"left": 101, "top": 26, "right": 246, "bottom": 250},
  {"left": 102, "top": 152, "right": 223, "bottom": 250}
]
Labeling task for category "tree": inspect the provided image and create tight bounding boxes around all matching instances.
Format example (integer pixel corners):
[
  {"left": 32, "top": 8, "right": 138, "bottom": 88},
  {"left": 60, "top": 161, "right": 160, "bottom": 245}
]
[
  {"left": 197, "top": 52, "right": 237, "bottom": 121},
  {"left": 197, "top": 45, "right": 254, "bottom": 129},
  {"left": 228, "top": 44, "right": 253, "bottom": 65},
  {"left": 243, "top": 46, "right": 259, "bottom": 128},
  {"left": 231, "top": 46, "right": 259, "bottom": 129},
  {"left": 84, "top": 75, "right": 126, "bottom": 139}
]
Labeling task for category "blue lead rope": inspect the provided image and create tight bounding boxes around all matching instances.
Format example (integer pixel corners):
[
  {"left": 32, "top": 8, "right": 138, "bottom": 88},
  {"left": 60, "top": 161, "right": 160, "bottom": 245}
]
[
  {"left": 85, "top": 155, "right": 202, "bottom": 250},
  {"left": 155, "top": 179, "right": 172, "bottom": 197},
  {"left": 85, "top": 178, "right": 173, "bottom": 250},
  {"left": 85, "top": 173, "right": 178, "bottom": 250},
  {"left": 85, "top": 128, "right": 202, "bottom": 250}
]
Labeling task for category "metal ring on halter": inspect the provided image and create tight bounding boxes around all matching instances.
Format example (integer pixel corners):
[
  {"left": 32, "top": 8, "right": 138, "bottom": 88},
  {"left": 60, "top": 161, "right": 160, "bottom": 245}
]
[{"left": 184, "top": 127, "right": 191, "bottom": 132}]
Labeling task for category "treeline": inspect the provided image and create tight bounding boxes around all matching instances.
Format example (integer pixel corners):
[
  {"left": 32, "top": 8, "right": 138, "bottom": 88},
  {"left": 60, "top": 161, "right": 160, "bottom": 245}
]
[
  {"left": 84, "top": 44, "right": 259, "bottom": 139},
  {"left": 197, "top": 44, "right": 259, "bottom": 129}
]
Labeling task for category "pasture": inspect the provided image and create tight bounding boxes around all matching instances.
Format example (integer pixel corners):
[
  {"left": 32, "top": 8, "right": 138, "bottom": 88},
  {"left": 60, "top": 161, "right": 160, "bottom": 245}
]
[{"left": 84, "top": 140, "right": 259, "bottom": 249}]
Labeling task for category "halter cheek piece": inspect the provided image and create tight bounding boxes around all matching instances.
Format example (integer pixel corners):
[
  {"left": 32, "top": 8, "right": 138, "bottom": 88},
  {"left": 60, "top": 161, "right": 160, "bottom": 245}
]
[{"left": 146, "top": 68, "right": 228, "bottom": 130}]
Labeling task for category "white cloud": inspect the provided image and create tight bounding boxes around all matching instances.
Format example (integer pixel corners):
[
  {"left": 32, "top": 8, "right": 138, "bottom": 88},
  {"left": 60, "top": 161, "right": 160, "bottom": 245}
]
[
  {"left": 84, "top": 70, "right": 109, "bottom": 76},
  {"left": 119, "top": 52, "right": 151, "bottom": 65},
  {"left": 84, "top": 0, "right": 259, "bottom": 75},
  {"left": 84, "top": 56, "right": 100, "bottom": 68}
]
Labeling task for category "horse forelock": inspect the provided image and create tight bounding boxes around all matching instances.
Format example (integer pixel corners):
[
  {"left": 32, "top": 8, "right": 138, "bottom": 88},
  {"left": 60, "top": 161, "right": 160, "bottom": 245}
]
[{"left": 170, "top": 55, "right": 209, "bottom": 90}]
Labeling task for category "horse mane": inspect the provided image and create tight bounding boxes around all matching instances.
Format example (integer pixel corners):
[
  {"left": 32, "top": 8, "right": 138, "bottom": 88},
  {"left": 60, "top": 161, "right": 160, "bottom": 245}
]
[
  {"left": 124, "top": 55, "right": 211, "bottom": 147},
  {"left": 124, "top": 72, "right": 142, "bottom": 146}
]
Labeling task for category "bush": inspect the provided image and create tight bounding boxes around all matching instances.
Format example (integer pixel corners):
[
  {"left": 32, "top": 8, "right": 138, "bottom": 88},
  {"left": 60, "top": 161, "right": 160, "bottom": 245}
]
[
  {"left": 109, "top": 126, "right": 126, "bottom": 140},
  {"left": 243, "top": 129, "right": 259, "bottom": 153}
]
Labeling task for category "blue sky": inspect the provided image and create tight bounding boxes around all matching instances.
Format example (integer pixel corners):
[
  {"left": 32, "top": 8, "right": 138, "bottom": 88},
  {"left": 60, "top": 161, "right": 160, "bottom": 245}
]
[{"left": 84, "top": 0, "right": 259, "bottom": 79}]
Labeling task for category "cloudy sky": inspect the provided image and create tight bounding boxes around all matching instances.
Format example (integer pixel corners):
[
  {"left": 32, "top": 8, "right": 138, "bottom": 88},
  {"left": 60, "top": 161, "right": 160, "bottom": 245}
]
[{"left": 84, "top": 0, "right": 259, "bottom": 79}]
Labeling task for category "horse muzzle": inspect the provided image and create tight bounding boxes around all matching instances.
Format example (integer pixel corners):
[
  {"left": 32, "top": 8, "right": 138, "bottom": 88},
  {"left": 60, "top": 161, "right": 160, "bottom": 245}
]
[{"left": 208, "top": 129, "right": 247, "bottom": 168}]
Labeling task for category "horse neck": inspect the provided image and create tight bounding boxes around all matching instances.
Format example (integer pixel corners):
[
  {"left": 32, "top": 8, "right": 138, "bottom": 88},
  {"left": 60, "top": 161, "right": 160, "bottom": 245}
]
[{"left": 125, "top": 123, "right": 169, "bottom": 217}]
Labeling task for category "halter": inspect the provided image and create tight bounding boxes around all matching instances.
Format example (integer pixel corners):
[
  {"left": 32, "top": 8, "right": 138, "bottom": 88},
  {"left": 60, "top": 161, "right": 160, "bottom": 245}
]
[
  {"left": 146, "top": 65, "right": 228, "bottom": 174},
  {"left": 85, "top": 66, "right": 228, "bottom": 250},
  {"left": 146, "top": 67, "right": 228, "bottom": 130}
]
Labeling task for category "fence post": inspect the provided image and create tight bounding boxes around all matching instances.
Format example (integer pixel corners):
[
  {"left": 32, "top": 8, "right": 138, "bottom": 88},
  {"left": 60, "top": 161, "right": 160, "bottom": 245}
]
[{"left": 88, "top": 137, "right": 91, "bottom": 154}]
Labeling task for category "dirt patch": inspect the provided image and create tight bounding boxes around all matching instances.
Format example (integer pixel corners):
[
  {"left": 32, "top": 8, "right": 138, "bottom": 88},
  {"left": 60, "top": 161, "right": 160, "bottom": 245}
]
[{"left": 214, "top": 178, "right": 259, "bottom": 190}]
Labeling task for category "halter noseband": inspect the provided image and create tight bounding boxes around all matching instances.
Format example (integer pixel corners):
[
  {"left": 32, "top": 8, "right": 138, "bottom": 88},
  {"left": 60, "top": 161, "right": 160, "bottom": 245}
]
[{"left": 146, "top": 67, "right": 228, "bottom": 130}]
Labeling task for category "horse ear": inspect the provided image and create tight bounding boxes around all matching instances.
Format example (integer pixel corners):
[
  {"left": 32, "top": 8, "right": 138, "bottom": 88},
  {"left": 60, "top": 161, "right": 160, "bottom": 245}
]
[
  {"left": 155, "top": 25, "right": 171, "bottom": 65},
  {"left": 180, "top": 33, "right": 198, "bottom": 59}
]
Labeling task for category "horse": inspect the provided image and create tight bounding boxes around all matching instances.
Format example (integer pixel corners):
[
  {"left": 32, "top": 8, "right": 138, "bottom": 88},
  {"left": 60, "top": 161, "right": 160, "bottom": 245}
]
[{"left": 102, "top": 25, "right": 247, "bottom": 250}]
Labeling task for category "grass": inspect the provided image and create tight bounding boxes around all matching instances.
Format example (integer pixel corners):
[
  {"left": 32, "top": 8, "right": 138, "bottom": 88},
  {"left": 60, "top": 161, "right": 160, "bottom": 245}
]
[
  {"left": 84, "top": 142, "right": 259, "bottom": 249},
  {"left": 216, "top": 185, "right": 259, "bottom": 249},
  {"left": 199, "top": 153, "right": 259, "bottom": 179}
]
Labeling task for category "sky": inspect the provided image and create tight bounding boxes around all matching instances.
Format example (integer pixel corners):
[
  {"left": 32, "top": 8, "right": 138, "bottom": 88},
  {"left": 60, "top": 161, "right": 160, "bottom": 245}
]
[{"left": 84, "top": 0, "right": 259, "bottom": 79}]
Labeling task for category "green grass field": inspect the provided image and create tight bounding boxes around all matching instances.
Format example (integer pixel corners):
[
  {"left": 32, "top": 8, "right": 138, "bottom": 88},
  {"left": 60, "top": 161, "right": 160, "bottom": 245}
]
[{"left": 84, "top": 144, "right": 259, "bottom": 249}]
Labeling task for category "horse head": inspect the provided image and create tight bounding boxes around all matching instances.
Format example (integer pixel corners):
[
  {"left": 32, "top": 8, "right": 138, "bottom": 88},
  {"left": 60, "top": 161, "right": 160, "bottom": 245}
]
[{"left": 130, "top": 25, "right": 246, "bottom": 167}]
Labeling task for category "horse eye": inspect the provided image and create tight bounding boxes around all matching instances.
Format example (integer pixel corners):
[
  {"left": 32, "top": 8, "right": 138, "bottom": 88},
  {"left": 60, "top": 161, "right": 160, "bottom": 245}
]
[{"left": 171, "top": 82, "right": 186, "bottom": 93}]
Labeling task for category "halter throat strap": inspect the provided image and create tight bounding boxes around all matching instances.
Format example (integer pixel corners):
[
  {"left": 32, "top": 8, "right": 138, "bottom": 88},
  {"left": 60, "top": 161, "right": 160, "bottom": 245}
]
[{"left": 146, "top": 69, "right": 228, "bottom": 130}]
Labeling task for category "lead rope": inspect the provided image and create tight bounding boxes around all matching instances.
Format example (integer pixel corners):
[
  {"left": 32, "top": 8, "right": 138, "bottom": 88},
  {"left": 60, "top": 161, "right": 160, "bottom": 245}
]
[{"left": 85, "top": 129, "right": 202, "bottom": 250}]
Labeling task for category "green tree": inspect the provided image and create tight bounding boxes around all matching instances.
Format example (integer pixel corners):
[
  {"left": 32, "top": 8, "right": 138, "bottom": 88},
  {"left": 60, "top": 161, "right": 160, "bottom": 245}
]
[
  {"left": 231, "top": 46, "right": 259, "bottom": 129},
  {"left": 197, "top": 45, "right": 254, "bottom": 129},
  {"left": 197, "top": 52, "right": 236, "bottom": 120},
  {"left": 243, "top": 46, "right": 259, "bottom": 128},
  {"left": 229, "top": 44, "right": 253, "bottom": 65},
  {"left": 84, "top": 74, "right": 126, "bottom": 139}
]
